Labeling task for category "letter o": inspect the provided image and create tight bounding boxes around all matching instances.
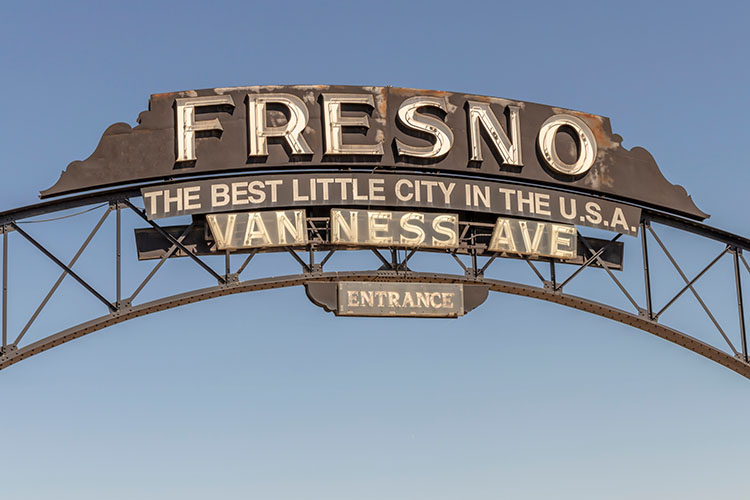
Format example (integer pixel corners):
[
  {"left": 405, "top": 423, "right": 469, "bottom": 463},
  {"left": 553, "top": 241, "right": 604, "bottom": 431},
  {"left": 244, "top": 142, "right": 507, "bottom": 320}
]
[{"left": 537, "top": 114, "right": 597, "bottom": 176}]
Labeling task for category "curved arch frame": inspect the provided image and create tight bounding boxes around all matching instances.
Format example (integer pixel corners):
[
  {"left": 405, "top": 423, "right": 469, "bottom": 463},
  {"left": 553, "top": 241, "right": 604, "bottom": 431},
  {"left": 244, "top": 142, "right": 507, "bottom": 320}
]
[
  {"left": 1, "top": 271, "right": 747, "bottom": 377},
  {"left": 0, "top": 180, "right": 749, "bottom": 378}
]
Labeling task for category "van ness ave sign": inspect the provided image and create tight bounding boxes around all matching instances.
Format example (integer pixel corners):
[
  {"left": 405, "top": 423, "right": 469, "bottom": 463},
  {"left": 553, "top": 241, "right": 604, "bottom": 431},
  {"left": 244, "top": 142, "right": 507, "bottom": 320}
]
[{"left": 42, "top": 85, "right": 706, "bottom": 221}]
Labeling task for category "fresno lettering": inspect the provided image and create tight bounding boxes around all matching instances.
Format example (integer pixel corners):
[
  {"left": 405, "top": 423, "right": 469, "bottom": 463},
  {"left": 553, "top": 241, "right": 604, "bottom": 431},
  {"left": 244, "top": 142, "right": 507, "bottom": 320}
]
[{"left": 174, "top": 93, "right": 597, "bottom": 177}]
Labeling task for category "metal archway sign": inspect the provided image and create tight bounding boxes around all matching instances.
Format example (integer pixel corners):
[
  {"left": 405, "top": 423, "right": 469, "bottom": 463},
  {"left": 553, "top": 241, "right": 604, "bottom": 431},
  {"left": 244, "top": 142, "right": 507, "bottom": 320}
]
[{"left": 1, "top": 85, "right": 748, "bottom": 378}]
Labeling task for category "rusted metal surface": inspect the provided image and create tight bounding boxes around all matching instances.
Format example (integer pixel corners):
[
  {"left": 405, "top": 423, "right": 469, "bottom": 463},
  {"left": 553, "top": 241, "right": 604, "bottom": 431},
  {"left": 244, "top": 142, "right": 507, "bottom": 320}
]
[
  {"left": 134, "top": 219, "right": 625, "bottom": 270},
  {"left": 40, "top": 85, "right": 707, "bottom": 220},
  {"left": 1, "top": 271, "right": 747, "bottom": 378}
]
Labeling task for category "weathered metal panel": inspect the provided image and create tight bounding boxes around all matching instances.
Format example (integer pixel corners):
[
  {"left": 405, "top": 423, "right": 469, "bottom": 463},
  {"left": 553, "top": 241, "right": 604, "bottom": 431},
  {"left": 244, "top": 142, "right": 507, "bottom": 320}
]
[
  {"left": 140, "top": 172, "right": 642, "bottom": 236},
  {"left": 337, "top": 282, "right": 464, "bottom": 317},
  {"left": 42, "top": 85, "right": 707, "bottom": 221},
  {"left": 134, "top": 224, "right": 210, "bottom": 260},
  {"left": 488, "top": 218, "right": 577, "bottom": 259},
  {"left": 134, "top": 222, "right": 624, "bottom": 270},
  {"left": 330, "top": 208, "right": 458, "bottom": 249},
  {"left": 206, "top": 209, "right": 307, "bottom": 250}
]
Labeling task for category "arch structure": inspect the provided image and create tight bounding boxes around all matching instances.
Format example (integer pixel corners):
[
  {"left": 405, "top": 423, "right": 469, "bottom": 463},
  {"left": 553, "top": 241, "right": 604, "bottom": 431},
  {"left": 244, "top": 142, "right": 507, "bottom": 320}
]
[
  {"left": 0, "top": 187, "right": 747, "bottom": 378},
  {"left": 0, "top": 85, "right": 747, "bottom": 378}
]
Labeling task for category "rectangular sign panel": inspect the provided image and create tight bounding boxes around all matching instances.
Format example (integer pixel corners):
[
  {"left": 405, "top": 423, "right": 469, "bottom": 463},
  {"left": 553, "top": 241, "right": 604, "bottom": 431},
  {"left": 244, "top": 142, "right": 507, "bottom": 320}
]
[
  {"left": 330, "top": 209, "right": 458, "bottom": 249},
  {"left": 134, "top": 223, "right": 624, "bottom": 270},
  {"left": 338, "top": 282, "right": 464, "bottom": 317},
  {"left": 141, "top": 173, "right": 641, "bottom": 237},
  {"left": 488, "top": 218, "right": 577, "bottom": 259},
  {"left": 206, "top": 209, "right": 307, "bottom": 250}
]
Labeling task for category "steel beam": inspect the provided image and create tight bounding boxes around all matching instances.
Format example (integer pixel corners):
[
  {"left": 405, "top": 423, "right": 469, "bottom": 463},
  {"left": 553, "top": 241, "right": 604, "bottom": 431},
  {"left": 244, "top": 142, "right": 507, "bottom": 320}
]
[
  {"left": 734, "top": 249, "right": 748, "bottom": 362},
  {"left": 10, "top": 223, "right": 116, "bottom": 313},
  {"left": 2, "top": 271, "right": 750, "bottom": 380}
]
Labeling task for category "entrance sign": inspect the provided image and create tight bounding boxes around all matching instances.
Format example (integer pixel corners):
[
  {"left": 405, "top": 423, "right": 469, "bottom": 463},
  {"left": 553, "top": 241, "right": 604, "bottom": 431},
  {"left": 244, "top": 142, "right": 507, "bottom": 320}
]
[
  {"left": 305, "top": 282, "right": 491, "bottom": 318},
  {"left": 338, "top": 282, "right": 464, "bottom": 317},
  {"left": 42, "top": 85, "right": 707, "bottom": 222},
  {"left": 488, "top": 218, "right": 577, "bottom": 259}
]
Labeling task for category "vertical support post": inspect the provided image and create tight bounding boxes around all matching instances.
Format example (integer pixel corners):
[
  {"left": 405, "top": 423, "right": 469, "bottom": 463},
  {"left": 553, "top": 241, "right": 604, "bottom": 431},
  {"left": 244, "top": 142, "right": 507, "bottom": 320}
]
[
  {"left": 225, "top": 249, "right": 231, "bottom": 280},
  {"left": 116, "top": 204, "right": 121, "bottom": 307},
  {"left": 641, "top": 221, "right": 653, "bottom": 319},
  {"left": 733, "top": 248, "right": 748, "bottom": 362},
  {"left": 549, "top": 260, "right": 556, "bottom": 288},
  {"left": 2, "top": 227, "right": 7, "bottom": 349}
]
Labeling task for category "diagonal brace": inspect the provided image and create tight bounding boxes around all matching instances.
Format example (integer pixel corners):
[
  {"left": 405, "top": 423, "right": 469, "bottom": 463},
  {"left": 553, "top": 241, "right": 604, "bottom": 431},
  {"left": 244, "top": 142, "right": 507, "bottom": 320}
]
[
  {"left": 372, "top": 249, "right": 394, "bottom": 270},
  {"left": 521, "top": 255, "right": 546, "bottom": 284},
  {"left": 557, "top": 233, "right": 622, "bottom": 291},
  {"left": 127, "top": 223, "right": 195, "bottom": 303},
  {"left": 10, "top": 222, "right": 116, "bottom": 312},
  {"left": 654, "top": 245, "right": 728, "bottom": 319},
  {"left": 14, "top": 207, "right": 112, "bottom": 345},
  {"left": 123, "top": 200, "right": 225, "bottom": 284},
  {"left": 579, "top": 234, "right": 640, "bottom": 311},
  {"left": 286, "top": 247, "right": 310, "bottom": 273},
  {"left": 649, "top": 226, "right": 737, "bottom": 354}
]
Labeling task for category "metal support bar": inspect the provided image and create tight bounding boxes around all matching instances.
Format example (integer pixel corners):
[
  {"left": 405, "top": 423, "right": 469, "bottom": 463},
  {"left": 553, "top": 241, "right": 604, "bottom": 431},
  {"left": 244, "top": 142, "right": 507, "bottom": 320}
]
[
  {"left": 127, "top": 224, "right": 195, "bottom": 303},
  {"left": 319, "top": 250, "right": 336, "bottom": 268},
  {"left": 286, "top": 248, "right": 310, "bottom": 273},
  {"left": 14, "top": 207, "right": 111, "bottom": 345},
  {"left": 522, "top": 256, "right": 546, "bottom": 284},
  {"left": 372, "top": 249, "right": 393, "bottom": 269},
  {"left": 459, "top": 224, "right": 470, "bottom": 242},
  {"left": 741, "top": 253, "right": 750, "bottom": 277},
  {"left": 307, "top": 219, "right": 324, "bottom": 241},
  {"left": 641, "top": 221, "right": 653, "bottom": 318},
  {"left": 549, "top": 260, "right": 556, "bottom": 289},
  {"left": 557, "top": 234, "right": 622, "bottom": 291},
  {"left": 734, "top": 249, "right": 748, "bottom": 362},
  {"left": 2, "top": 228, "right": 6, "bottom": 349},
  {"left": 655, "top": 246, "right": 728, "bottom": 319},
  {"left": 225, "top": 250, "right": 231, "bottom": 280},
  {"left": 122, "top": 199, "right": 226, "bottom": 284},
  {"left": 450, "top": 252, "right": 469, "bottom": 273},
  {"left": 580, "top": 234, "right": 640, "bottom": 311},
  {"left": 116, "top": 204, "right": 121, "bottom": 305},
  {"left": 480, "top": 255, "right": 497, "bottom": 275},
  {"left": 648, "top": 226, "right": 737, "bottom": 354},
  {"left": 236, "top": 250, "right": 257, "bottom": 277},
  {"left": 10, "top": 222, "right": 116, "bottom": 312},
  {"left": 401, "top": 248, "right": 417, "bottom": 272}
]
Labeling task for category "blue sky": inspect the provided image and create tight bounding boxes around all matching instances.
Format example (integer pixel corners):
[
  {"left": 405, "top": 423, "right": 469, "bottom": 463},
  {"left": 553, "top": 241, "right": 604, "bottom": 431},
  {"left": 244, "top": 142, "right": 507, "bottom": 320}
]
[{"left": 1, "top": 1, "right": 749, "bottom": 499}]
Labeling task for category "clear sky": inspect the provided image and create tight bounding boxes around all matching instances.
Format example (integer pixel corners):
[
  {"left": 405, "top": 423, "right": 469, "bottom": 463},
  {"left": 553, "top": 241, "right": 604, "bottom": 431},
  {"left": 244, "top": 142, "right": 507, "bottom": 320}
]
[{"left": 1, "top": 1, "right": 749, "bottom": 499}]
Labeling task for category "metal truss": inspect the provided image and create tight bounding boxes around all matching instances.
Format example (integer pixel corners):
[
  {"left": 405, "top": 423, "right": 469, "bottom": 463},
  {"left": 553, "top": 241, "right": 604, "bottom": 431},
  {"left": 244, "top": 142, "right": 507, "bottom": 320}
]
[{"left": 0, "top": 187, "right": 749, "bottom": 378}]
